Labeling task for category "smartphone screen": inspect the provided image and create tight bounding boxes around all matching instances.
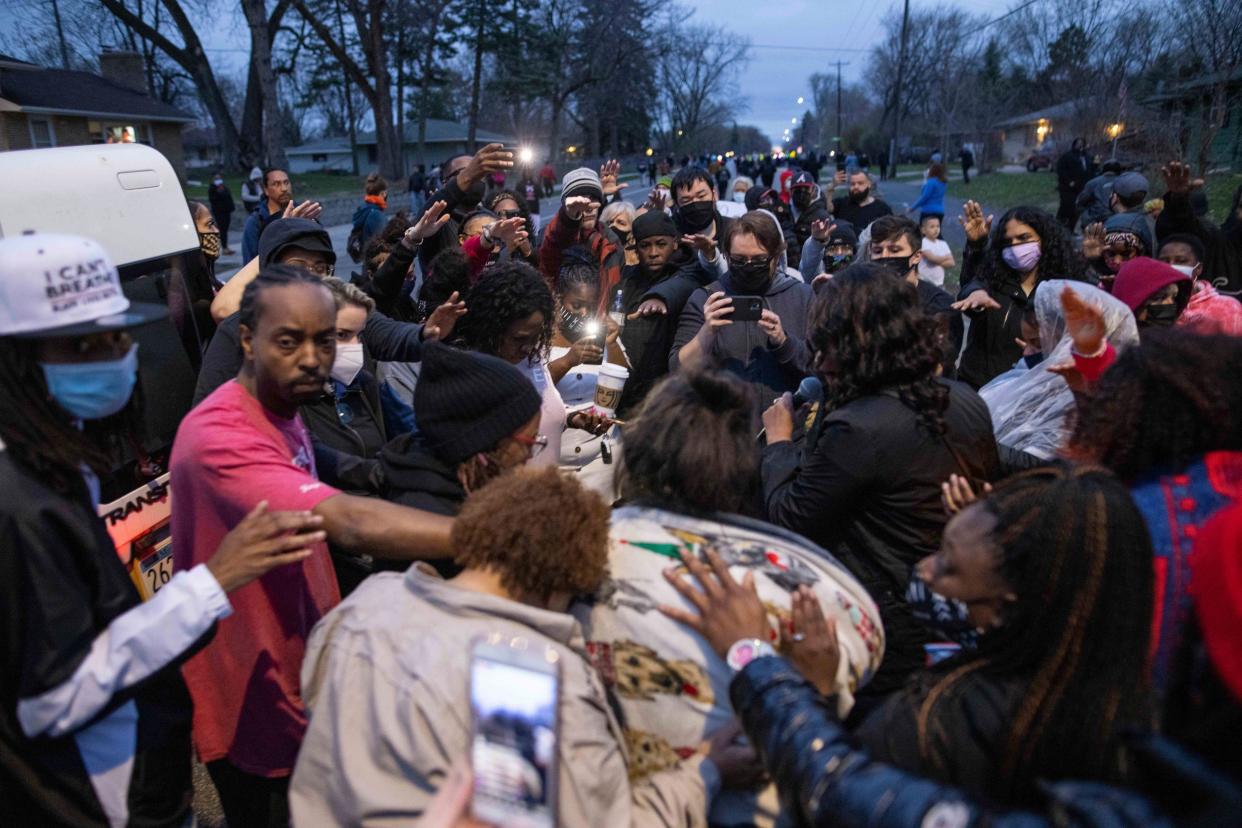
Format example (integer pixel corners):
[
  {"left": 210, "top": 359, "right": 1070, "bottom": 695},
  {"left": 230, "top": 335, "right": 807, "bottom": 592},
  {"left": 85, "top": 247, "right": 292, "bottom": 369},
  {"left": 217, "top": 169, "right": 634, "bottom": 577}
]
[{"left": 470, "top": 646, "right": 559, "bottom": 828}]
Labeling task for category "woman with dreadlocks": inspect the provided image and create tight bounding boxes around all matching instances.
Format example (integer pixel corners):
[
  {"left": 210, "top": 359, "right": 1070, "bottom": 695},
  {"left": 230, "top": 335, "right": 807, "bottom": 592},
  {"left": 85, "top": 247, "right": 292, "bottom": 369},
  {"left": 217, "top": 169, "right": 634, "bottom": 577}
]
[
  {"left": 664, "top": 463, "right": 1156, "bottom": 810},
  {"left": 952, "top": 202, "right": 1095, "bottom": 388},
  {"left": 0, "top": 234, "right": 326, "bottom": 825},
  {"left": 761, "top": 264, "right": 1000, "bottom": 705}
]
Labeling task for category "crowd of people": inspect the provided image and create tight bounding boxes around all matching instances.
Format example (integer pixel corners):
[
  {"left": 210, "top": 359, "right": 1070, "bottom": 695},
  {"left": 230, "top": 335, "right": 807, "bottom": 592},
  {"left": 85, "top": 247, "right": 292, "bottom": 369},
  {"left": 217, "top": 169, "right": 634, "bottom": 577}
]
[{"left": 2, "top": 137, "right": 1241, "bottom": 828}]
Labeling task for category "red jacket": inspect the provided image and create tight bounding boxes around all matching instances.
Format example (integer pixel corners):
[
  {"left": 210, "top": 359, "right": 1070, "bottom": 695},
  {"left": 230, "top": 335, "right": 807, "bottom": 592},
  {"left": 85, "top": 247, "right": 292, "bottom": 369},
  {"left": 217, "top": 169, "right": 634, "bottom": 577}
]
[{"left": 537, "top": 207, "right": 624, "bottom": 314}]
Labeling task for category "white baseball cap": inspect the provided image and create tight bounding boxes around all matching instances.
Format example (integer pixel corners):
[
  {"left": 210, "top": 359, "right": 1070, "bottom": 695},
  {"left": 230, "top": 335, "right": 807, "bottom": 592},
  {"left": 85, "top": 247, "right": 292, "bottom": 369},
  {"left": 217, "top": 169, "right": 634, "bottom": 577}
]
[{"left": 0, "top": 233, "right": 167, "bottom": 338}]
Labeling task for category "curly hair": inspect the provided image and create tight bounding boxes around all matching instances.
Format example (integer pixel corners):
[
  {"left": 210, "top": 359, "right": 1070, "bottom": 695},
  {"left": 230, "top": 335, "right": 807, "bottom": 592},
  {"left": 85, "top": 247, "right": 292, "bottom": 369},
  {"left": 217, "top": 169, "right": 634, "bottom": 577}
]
[
  {"left": 978, "top": 206, "right": 1092, "bottom": 287},
  {"left": 455, "top": 260, "right": 554, "bottom": 361},
  {"left": 619, "top": 371, "right": 760, "bottom": 515},
  {"left": 1066, "top": 331, "right": 1242, "bottom": 480},
  {"left": 918, "top": 463, "right": 1154, "bottom": 805},
  {"left": 451, "top": 466, "right": 611, "bottom": 599},
  {"left": 808, "top": 263, "right": 949, "bottom": 435}
]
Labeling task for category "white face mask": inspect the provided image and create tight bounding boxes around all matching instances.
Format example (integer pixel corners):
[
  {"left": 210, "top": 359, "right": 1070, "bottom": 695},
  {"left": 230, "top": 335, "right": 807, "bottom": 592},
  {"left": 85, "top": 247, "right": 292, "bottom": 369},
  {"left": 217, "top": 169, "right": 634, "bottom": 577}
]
[
  {"left": 331, "top": 342, "right": 365, "bottom": 386},
  {"left": 732, "top": 191, "right": 746, "bottom": 202},
  {"left": 1170, "top": 263, "right": 1198, "bottom": 280}
]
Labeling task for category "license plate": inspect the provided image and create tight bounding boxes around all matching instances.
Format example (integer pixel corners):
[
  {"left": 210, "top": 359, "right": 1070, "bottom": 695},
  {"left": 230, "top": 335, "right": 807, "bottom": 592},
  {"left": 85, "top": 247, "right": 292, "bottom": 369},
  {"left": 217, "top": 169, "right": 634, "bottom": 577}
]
[{"left": 139, "top": 542, "right": 174, "bottom": 596}]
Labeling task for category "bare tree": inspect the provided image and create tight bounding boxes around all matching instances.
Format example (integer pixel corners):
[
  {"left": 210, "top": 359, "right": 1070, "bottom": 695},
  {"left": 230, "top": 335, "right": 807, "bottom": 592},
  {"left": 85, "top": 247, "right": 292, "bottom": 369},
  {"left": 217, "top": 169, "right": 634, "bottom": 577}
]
[
  {"left": 1170, "top": 0, "right": 1242, "bottom": 173},
  {"left": 98, "top": 0, "right": 243, "bottom": 169},
  {"left": 653, "top": 15, "right": 750, "bottom": 154},
  {"left": 290, "top": 0, "right": 404, "bottom": 179},
  {"left": 239, "top": 0, "right": 287, "bottom": 168}
]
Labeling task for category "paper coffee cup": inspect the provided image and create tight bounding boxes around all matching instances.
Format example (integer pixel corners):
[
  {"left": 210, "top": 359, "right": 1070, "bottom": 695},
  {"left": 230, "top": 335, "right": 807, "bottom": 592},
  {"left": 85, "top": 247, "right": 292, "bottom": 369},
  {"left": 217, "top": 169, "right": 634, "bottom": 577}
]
[{"left": 593, "top": 364, "right": 629, "bottom": 417}]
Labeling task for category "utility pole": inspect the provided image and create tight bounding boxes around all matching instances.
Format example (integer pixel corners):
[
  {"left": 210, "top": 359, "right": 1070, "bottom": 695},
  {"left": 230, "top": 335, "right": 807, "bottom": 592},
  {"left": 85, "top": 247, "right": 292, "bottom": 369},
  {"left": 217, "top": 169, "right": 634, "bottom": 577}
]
[
  {"left": 835, "top": 60, "right": 850, "bottom": 155},
  {"left": 889, "top": 0, "right": 911, "bottom": 177}
]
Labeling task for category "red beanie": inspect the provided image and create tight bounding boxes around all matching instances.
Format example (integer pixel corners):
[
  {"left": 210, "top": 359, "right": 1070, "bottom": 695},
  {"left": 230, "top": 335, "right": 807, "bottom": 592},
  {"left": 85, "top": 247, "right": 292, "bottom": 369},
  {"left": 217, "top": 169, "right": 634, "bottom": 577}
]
[
  {"left": 1111, "top": 256, "right": 1190, "bottom": 312},
  {"left": 1191, "top": 502, "right": 1242, "bottom": 703}
]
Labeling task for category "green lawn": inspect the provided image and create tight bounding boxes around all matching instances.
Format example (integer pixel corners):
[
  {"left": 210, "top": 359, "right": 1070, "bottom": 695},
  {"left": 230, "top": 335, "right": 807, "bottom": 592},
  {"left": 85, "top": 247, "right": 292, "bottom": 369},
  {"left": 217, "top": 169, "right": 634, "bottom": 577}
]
[{"left": 961, "top": 168, "right": 1242, "bottom": 223}]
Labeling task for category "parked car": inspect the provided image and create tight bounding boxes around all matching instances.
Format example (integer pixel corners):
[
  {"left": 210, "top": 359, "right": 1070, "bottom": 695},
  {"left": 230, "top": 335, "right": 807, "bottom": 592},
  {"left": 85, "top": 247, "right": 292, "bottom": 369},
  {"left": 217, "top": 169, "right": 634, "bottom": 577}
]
[{"left": 1026, "top": 151, "right": 1053, "bottom": 171}]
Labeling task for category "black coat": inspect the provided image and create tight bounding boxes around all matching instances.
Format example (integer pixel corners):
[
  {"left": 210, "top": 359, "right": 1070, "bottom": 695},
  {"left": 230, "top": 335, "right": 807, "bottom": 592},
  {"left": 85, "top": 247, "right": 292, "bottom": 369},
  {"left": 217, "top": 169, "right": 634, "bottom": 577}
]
[
  {"left": 299, "top": 371, "right": 387, "bottom": 460},
  {"left": 1056, "top": 150, "right": 1091, "bottom": 195},
  {"left": 377, "top": 432, "right": 466, "bottom": 516},
  {"left": 761, "top": 380, "right": 1000, "bottom": 696},
  {"left": 1156, "top": 188, "right": 1242, "bottom": 299},
  {"left": 792, "top": 196, "right": 831, "bottom": 263}
]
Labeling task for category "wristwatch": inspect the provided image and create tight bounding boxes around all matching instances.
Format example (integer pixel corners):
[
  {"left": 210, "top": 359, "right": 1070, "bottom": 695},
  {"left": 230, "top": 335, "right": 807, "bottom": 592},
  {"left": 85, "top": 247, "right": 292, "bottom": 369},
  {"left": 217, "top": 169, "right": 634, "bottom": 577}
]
[{"left": 725, "top": 638, "right": 776, "bottom": 672}]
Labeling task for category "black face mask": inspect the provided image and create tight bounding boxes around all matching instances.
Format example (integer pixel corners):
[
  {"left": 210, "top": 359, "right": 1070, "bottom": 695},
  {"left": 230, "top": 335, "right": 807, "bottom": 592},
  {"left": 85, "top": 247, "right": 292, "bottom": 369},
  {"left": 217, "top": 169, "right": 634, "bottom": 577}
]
[
  {"left": 730, "top": 260, "right": 773, "bottom": 293},
  {"left": 873, "top": 254, "right": 913, "bottom": 279},
  {"left": 1142, "top": 303, "right": 1179, "bottom": 328},
  {"left": 675, "top": 201, "right": 715, "bottom": 233},
  {"left": 792, "top": 190, "right": 814, "bottom": 211},
  {"left": 558, "top": 306, "right": 590, "bottom": 340}
]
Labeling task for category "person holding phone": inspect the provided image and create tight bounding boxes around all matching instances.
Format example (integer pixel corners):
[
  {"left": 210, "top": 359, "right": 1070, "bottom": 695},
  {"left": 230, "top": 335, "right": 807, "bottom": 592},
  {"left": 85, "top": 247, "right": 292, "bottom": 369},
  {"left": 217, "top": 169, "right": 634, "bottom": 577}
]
[
  {"left": 0, "top": 235, "right": 328, "bottom": 826},
  {"left": 671, "top": 211, "right": 813, "bottom": 410},
  {"left": 291, "top": 467, "right": 759, "bottom": 826}
]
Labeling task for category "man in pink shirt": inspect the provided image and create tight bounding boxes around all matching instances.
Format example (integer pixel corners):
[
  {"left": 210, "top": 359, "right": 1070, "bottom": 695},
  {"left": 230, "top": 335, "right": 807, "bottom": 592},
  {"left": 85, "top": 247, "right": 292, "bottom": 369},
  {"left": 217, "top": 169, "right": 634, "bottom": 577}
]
[
  {"left": 1159, "top": 233, "right": 1242, "bottom": 336},
  {"left": 172, "top": 264, "right": 454, "bottom": 826}
]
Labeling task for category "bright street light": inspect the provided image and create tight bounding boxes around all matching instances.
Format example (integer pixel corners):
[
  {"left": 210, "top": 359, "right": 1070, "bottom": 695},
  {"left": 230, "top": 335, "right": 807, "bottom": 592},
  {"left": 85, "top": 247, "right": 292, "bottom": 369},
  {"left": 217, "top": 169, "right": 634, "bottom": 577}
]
[
  {"left": 645, "top": 147, "right": 654, "bottom": 156},
  {"left": 518, "top": 147, "right": 533, "bottom": 164},
  {"left": 797, "top": 96, "right": 804, "bottom": 104},
  {"left": 790, "top": 117, "right": 797, "bottom": 124}
]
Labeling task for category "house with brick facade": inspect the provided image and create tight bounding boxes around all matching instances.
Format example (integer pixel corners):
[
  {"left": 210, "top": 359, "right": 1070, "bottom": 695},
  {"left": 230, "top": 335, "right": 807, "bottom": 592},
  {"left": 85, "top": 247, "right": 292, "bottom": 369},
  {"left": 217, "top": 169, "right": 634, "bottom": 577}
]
[{"left": 0, "top": 51, "right": 194, "bottom": 177}]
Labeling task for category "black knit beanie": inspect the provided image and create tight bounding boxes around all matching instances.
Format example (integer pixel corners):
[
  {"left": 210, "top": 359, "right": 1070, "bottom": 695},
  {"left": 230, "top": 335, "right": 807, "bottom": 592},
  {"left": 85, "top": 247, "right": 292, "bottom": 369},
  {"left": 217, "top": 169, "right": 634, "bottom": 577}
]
[
  {"left": 415, "top": 342, "right": 542, "bottom": 463},
  {"left": 632, "top": 209, "right": 677, "bottom": 241}
]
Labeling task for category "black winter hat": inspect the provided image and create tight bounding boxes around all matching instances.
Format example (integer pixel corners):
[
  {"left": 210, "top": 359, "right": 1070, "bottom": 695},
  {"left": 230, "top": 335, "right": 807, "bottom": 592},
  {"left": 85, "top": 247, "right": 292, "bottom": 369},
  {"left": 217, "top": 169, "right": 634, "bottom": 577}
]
[
  {"left": 632, "top": 210, "right": 678, "bottom": 241},
  {"left": 414, "top": 341, "right": 542, "bottom": 463},
  {"left": 259, "top": 218, "right": 336, "bottom": 268}
]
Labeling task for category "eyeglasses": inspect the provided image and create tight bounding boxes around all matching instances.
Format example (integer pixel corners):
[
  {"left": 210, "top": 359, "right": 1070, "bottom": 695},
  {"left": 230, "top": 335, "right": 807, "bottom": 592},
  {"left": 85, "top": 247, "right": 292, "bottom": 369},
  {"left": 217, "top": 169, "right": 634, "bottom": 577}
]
[
  {"left": 728, "top": 255, "right": 772, "bottom": 269},
  {"left": 496, "top": 209, "right": 523, "bottom": 220},
  {"left": 284, "top": 258, "right": 335, "bottom": 277},
  {"left": 510, "top": 433, "right": 549, "bottom": 459}
]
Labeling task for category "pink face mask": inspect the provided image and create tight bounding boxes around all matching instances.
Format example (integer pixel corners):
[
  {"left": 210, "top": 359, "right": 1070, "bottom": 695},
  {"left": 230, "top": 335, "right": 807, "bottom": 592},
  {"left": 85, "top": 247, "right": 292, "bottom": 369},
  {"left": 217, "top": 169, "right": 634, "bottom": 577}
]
[{"left": 1001, "top": 241, "right": 1041, "bottom": 273}]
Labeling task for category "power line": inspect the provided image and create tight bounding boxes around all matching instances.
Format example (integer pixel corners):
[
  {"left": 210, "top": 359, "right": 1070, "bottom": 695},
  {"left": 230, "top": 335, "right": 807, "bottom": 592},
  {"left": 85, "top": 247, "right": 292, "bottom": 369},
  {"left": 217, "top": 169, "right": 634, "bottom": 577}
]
[{"left": 748, "top": 44, "right": 872, "bottom": 53}]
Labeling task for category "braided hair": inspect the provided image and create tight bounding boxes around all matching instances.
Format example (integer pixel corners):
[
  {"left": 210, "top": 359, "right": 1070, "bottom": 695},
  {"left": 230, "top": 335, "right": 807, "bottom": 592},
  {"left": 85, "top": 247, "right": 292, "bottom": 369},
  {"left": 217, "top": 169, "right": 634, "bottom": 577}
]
[
  {"left": 917, "top": 464, "right": 1154, "bottom": 804},
  {"left": 807, "top": 263, "right": 949, "bottom": 435},
  {"left": 1067, "top": 331, "right": 1242, "bottom": 480},
  {"left": 239, "top": 263, "right": 329, "bottom": 332},
  {"left": 454, "top": 260, "right": 553, "bottom": 361}
]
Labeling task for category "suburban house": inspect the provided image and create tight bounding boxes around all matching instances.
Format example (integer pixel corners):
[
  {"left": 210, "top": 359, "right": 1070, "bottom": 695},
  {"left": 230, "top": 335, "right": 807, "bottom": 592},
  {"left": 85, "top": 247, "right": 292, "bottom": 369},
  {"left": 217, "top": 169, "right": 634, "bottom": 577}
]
[
  {"left": 286, "top": 118, "right": 518, "bottom": 173},
  {"left": 1145, "top": 67, "right": 1242, "bottom": 170},
  {"left": 0, "top": 51, "right": 194, "bottom": 176}
]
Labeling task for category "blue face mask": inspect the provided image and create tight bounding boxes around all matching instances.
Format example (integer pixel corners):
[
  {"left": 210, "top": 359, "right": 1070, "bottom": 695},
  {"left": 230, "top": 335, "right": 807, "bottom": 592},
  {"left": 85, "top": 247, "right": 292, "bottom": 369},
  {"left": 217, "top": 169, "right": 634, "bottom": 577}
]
[
  {"left": 41, "top": 344, "right": 139, "bottom": 420},
  {"left": 905, "top": 570, "right": 981, "bottom": 650}
]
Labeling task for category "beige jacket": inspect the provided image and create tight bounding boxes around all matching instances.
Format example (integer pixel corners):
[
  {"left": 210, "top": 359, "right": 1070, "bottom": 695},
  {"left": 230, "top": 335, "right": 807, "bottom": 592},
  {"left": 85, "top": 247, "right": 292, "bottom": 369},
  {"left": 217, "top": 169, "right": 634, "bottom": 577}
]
[{"left": 290, "top": 567, "right": 714, "bottom": 827}]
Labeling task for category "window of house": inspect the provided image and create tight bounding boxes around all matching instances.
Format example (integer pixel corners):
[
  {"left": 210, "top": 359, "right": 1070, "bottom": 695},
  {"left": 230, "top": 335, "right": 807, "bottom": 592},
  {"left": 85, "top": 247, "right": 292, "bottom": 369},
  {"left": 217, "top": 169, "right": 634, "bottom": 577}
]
[
  {"left": 87, "top": 121, "right": 152, "bottom": 145},
  {"left": 29, "top": 118, "right": 55, "bottom": 148},
  {"left": 312, "top": 153, "right": 328, "bottom": 163}
]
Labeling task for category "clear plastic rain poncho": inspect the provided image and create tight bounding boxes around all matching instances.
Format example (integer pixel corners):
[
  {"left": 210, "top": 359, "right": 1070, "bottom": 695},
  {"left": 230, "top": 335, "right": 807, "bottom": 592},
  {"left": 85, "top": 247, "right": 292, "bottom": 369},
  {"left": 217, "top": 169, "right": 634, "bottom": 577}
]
[{"left": 980, "top": 279, "right": 1139, "bottom": 460}]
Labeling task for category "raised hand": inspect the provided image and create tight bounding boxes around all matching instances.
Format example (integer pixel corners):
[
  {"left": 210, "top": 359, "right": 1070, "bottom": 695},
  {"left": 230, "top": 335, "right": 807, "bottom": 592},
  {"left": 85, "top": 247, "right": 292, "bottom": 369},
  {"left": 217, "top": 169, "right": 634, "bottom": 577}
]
[
  {"left": 1060, "top": 284, "right": 1106, "bottom": 355},
  {"left": 206, "top": 501, "right": 326, "bottom": 594},
  {"left": 645, "top": 189, "right": 668, "bottom": 212},
  {"left": 1081, "top": 221, "right": 1106, "bottom": 261},
  {"left": 958, "top": 200, "right": 993, "bottom": 244},
  {"left": 461, "top": 143, "right": 514, "bottom": 189},
  {"left": 283, "top": 199, "right": 324, "bottom": 222},
  {"left": 951, "top": 289, "right": 1001, "bottom": 313},
  {"left": 405, "top": 200, "right": 450, "bottom": 248},
  {"left": 489, "top": 217, "right": 528, "bottom": 249},
  {"left": 600, "top": 159, "right": 628, "bottom": 197},
  {"left": 810, "top": 218, "right": 836, "bottom": 243},
  {"left": 1161, "top": 160, "right": 1204, "bottom": 196},
  {"left": 627, "top": 298, "right": 668, "bottom": 320},
  {"left": 940, "top": 473, "right": 991, "bottom": 516},
  {"left": 681, "top": 233, "right": 717, "bottom": 258},
  {"left": 423, "top": 291, "right": 467, "bottom": 341},
  {"left": 564, "top": 195, "right": 594, "bottom": 221}
]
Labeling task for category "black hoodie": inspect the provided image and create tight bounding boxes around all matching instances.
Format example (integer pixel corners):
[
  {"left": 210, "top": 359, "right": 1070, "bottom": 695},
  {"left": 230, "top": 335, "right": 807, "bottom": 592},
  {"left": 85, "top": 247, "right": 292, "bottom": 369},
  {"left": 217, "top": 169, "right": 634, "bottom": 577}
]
[{"left": 378, "top": 432, "right": 466, "bottom": 516}]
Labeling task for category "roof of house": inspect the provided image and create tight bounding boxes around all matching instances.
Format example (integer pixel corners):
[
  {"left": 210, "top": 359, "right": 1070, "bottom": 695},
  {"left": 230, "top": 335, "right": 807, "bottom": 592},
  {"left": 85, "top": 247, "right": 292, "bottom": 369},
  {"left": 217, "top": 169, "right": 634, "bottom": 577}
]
[
  {"left": 0, "top": 62, "right": 194, "bottom": 123},
  {"left": 287, "top": 118, "right": 517, "bottom": 155},
  {"left": 992, "top": 99, "right": 1092, "bottom": 130},
  {"left": 1144, "top": 66, "right": 1242, "bottom": 103}
]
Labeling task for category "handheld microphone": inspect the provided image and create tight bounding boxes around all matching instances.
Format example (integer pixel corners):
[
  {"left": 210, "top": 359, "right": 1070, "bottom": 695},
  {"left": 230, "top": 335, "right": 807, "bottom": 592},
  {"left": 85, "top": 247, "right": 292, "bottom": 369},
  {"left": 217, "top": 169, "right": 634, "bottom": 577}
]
[{"left": 756, "top": 376, "right": 823, "bottom": 442}]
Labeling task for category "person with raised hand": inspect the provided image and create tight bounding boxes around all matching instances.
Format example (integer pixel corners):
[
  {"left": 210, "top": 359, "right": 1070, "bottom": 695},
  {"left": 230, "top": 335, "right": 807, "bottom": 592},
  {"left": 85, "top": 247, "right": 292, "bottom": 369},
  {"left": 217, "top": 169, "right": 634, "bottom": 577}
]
[
  {"left": 538, "top": 163, "right": 625, "bottom": 314},
  {"left": 415, "top": 143, "right": 514, "bottom": 271},
  {"left": 952, "top": 201, "right": 1095, "bottom": 388},
  {"left": 0, "top": 234, "right": 329, "bottom": 827}
]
